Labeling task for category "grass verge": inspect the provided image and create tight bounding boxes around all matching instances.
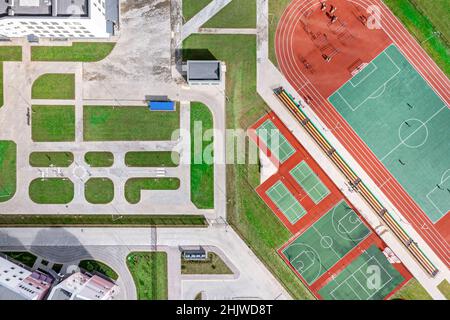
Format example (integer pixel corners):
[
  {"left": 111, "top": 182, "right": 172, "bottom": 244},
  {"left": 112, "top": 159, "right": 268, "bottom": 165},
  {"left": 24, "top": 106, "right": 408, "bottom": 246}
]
[
  {"left": 190, "top": 102, "right": 214, "bottom": 209},
  {"left": 383, "top": 0, "right": 449, "bottom": 76},
  {"left": 202, "top": 0, "right": 256, "bottom": 29},
  {"left": 0, "top": 141, "right": 16, "bottom": 202},
  {"left": 32, "top": 105, "right": 75, "bottom": 142},
  {"left": 125, "top": 178, "right": 180, "bottom": 204},
  {"left": 84, "top": 151, "right": 114, "bottom": 167},
  {"left": 127, "top": 252, "right": 168, "bottom": 300},
  {"left": 29, "top": 178, "right": 74, "bottom": 204},
  {"left": 84, "top": 106, "right": 180, "bottom": 141},
  {"left": 390, "top": 278, "right": 432, "bottom": 300},
  {"left": 183, "top": 0, "right": 213, "bottom": 22},
  {"left": 437, "top": 279, "right": 450, "bottom": 299},
  {"left": 29, "top": 152, "right": 73, "bottom": 167},
  {"left": 85, "top": 178, "right": 114, "bottom": 204},
  {"left": 183, "top": 34, "right": 313, "bottom": 299},
  {"left": 125, "top": 151, "right": 179, "bottom": 167},
  {"left": 79, "top": 259, "right": 119, "bottom": 281},
  {"left": 31, "top": 42, "right": 116, "bottom": 62},
  {"left": 181, "top": 252, "right": 233, "bottom": 275},
  {"left": 31, "top": 73, "right": 75, "bottom": 100},
  {"left": 0, "top": 46, "right": 22, "bottom": 107},
  {"left": 2, "top": 251, "right": 37, "bottom": 268},
  {"left": 0, "top": 214, "right": 207, "bottom": 227},
  {"left": 268, "top": 0, "right": 291, "bottom": 68}
]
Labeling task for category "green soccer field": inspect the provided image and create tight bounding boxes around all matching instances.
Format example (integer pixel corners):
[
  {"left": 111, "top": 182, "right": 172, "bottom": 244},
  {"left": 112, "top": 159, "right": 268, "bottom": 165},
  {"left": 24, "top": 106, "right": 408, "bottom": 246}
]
[
  {"left": 329, "top": 44, "right": 449, "bottom": 223},
  {"left": 256, "top": 119, "right": 296, "bottom": 163},
  {"left": 318, "top": 245, "right": 405, "bottom": 300},
  {"left": 282, "top": 201, "right": 371, "bottom": 284}
]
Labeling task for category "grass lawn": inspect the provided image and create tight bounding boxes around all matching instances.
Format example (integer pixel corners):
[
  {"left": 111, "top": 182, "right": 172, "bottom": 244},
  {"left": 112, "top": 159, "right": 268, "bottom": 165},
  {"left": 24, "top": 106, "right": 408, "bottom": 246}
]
[
  {"left": 390, "top": 278, "right": 432, "bottom": 300},
  {"left": 79, "top": 259, "right": 119, "bottom": 281},
  {"left": 29, "top": 152, "right": 74, "bottom": 167},
  {"left": 0, "top": 46, "right": 22, "bottom": 107},
  {"left": 85, "top": 178, "right": 114, "bottom": 204},
  {"left": 202, "top": 0, "right": 256, "bottom": 29},
  {"left": 268, "top": 0, "right": 291, "bottom": 68},
  {"left": 0, "top": 141, "right": 16, "bottom": 202},
  {"left": 183, "top": 34, "right": 313, "bottom": 299},
  {"left": 0, "top": 214, "right": 207, "bottom": 227},
  {"left": 190, "top": 102, "right": 214, "bottom": 209},
  {"left": 127, "top": 252, "right": 168, "bottom": 300},
  {"left": 29, "top": 178, "right": 74, "bottom": 204},
  {"left": 384, "top": 0, "right": 449, "bottom": 76},
  {"left": 31, "top": 73, "right": 75, "bottom": 100},
  {"left": 125, "top": 151, "right": 179, "bottom": 167},
  {"left": 181, "top": 252, "right": 233, "bottom": 275},
  {"left": 52, "top": 263, "right": 63, "bottom": 273},
  {"left": 84, "top": 106, "right": 180, "bottom": 141},
  {"left": 84, "top": 151, "right": 114, "bottom": 167},
  {"left": 183, "top": 0, "right": 213, "bottom": 22},
  {"left": 125, "top": 178, "right": 180, "bottom": 204},
  {"left": 2, "top": 251, "right": 37, "bottom": 268},
  {"left": 437, "top": 279, "right": 450, "bottom": 299},
  {"left": 32, "top": 105, "right": 75, "bottom": 142},
  {"left": 31, "top": 42, "right": 116, "bottom": 62}
]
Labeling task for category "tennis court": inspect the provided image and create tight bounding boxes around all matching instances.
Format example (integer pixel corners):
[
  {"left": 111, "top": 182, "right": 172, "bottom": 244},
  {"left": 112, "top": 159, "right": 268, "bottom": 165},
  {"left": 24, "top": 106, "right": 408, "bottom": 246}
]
[
  {"left": 329, "top": 44, "right": 450, "bottom": 223},
  {"left": 256, "top": 119, "right": 296, "bottom": 163},
  {"left": 290, "top": 161, "right": 330, "bottom": 204},
  {"left": 318, "top": 245, "right": 405, "bottom": 300},
  {"left": 281, "top": 201, "right": 370, "bottom": 284},
  {"left": 266, "top": 181, "right": 306, "bottom": 224}
]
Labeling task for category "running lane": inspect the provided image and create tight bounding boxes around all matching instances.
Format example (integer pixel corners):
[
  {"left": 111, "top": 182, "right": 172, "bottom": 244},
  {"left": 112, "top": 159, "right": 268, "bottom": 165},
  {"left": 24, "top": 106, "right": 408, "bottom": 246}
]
[{"left": 275, "top": 0, "right": 450, "bottom": 266}]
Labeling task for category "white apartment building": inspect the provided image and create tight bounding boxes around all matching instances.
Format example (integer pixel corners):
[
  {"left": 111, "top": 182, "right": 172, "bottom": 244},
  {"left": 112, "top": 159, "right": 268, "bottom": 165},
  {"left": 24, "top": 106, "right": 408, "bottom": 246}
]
[
  {"left": 0, "top": 256, "right": 53, "bottom": 300},
  {"left": 0, "top": 0, "right": 119, "bottom": 38},
  {"left": 48, "top": 272, "right": 119, "bottom": 300}
]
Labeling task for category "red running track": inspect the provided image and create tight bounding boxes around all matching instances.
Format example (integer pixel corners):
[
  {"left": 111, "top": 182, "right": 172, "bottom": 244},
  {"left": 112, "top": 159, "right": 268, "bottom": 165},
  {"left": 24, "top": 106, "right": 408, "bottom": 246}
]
[{"left": 275, "top": 0, "right": 450, "bottom": 267}]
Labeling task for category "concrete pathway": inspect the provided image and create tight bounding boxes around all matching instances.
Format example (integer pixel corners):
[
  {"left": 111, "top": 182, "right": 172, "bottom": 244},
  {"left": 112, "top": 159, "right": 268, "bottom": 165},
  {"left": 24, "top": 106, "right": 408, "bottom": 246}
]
[
  {"left": 0, "top": 226, "right": 291, "bottom": 300},
  {"left": 254, "top": 0, "right": 448, "bottom": 300},
  {"left": 181, "top": 0, "right": 233, "bottom": 40}
]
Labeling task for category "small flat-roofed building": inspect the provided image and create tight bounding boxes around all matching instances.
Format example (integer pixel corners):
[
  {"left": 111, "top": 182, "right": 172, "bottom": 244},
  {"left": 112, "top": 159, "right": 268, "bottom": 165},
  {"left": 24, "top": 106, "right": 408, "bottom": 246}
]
[
  {"left": 0, "top": 0, "right": 119, "bottom": 38},
  {"left": 181, "top": 247, "right": 207, "bottom": 261},
  {"left": 48, "top": 272, "right": 118, "bottom": 300},
  {"left": 187, "top": 60, "right": 222, "bottom": 85},
  {"left": 0, "top": 256, "right": 52, "bottom": 300}
]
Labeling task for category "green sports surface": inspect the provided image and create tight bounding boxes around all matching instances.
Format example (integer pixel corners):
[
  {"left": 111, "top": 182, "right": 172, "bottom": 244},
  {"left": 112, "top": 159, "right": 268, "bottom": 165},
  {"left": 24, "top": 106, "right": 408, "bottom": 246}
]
[
  {"left": 266, "top": 181, "right": 306, "bottom": 224},
  {"left": 290, "top": 161, "right": 330, "bottom": 204},
  {"left": 329, "top": 44, "right": 449, "bottom": 223},
  {"left": 318, "top": 245, "right": 405, "bottom": 300},
  {"left": 282, "top": 201, "right": 370, "bottom": 284},
  {"left": 256, "top": 119, "right": 295, "bottom": 163}
]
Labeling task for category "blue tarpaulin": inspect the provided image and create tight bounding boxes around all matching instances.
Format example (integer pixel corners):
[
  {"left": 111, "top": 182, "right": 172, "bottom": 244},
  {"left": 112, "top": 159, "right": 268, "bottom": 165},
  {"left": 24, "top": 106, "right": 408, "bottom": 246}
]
[{"left": 148, "top": 101, "right": 175, "bottom": 111}]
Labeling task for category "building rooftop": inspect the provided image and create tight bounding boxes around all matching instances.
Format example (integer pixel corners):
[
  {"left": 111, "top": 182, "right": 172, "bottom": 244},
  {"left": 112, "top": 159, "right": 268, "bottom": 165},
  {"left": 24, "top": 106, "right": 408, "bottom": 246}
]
[
  {"left": 0, "top": 0, "right": 88, "bottom": 17},
  {"left": 187, "top": 60, "right": 221, "bottom": 82}
]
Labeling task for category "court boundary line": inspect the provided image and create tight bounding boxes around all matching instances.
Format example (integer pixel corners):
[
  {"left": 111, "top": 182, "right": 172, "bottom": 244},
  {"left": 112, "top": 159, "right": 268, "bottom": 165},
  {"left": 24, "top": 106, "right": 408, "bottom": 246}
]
[
  {"left": 329, "top": 256, "right": 394, "bottom": 300},
  {"left": 333, "top": 49, "right": 402, "bottom": 112}
]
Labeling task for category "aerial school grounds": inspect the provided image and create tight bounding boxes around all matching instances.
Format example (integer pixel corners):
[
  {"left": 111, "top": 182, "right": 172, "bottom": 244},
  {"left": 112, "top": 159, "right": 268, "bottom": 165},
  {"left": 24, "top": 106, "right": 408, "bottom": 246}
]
[
  {"left": 249, "top": 113, "right": 411, "bottom": 300},
  {"left": 275, "top": 0, "right": 450, "bottom": 266}
]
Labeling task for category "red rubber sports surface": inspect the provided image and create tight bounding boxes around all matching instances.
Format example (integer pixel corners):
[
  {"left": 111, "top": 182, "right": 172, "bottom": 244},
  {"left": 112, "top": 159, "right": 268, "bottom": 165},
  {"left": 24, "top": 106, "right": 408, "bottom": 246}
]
[
  {"left": 275, "top": 0, "right": 450, "bottom": 267},
  {"left": 249, "top": 113, "right": 412, "bottom": 299}
]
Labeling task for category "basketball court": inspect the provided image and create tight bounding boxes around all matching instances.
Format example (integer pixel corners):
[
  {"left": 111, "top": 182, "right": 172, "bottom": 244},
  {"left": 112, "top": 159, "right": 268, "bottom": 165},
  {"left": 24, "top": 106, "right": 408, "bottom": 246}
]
[
  {"left": 249, "top": 113, "right": 411, "bottom": 299},
  {"left": 281, "top": 201, "right": 370, "bottom": 284},
  {"left": 318, "top": 245, "right": 405, "bottom": 300}
]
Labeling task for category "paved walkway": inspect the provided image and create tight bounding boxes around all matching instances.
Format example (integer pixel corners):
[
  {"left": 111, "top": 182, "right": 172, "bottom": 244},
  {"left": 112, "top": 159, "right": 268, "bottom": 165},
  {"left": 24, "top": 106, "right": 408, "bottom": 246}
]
[
  {"left": 0, "top": 226, "right": 291, "bottom": 300},
  {"left": 254, "top": 0, "right": 448, "bottom": 300},
  {"left": 181, "top": 0, "right": 233, "bottom": 40}
]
